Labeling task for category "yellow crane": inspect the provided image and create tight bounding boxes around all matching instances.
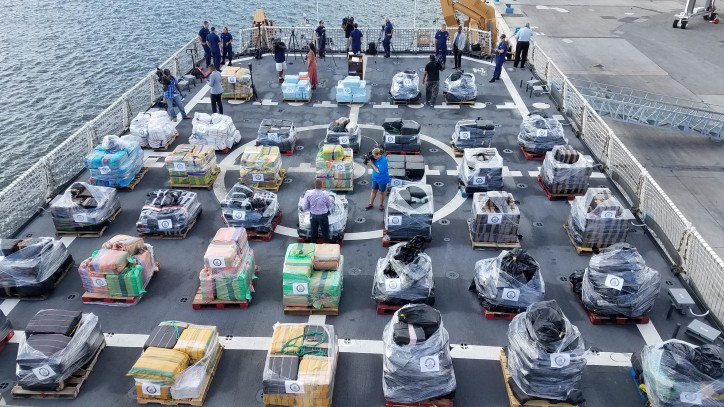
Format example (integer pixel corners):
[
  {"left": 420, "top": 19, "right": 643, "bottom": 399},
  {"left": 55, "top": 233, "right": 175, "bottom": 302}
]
[{"left": 440, "top": 0, "right": 501, "bottom": 54}]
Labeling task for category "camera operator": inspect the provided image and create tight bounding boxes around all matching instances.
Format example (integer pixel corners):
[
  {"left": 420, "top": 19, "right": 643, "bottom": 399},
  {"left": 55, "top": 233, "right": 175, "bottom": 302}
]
[
  {"left": 161, "top": 69, "right": 188, "bottom": 121},
  {"left": 315, "top": 20, "right": 326, "bottom": 58},
  {"left": 365, "top": 148, "right": 390, "bottom": 211},
  {"left": 343, "top": 17, "right": 355, "bottom": 52}
]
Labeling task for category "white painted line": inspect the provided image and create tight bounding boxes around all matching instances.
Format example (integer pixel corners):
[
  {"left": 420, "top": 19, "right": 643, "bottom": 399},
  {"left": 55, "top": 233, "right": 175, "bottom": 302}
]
[
  {"left": 254, "top": 99, "right": 278, "bottom": 106},
  {"left": 591, "top": 172, "right": 606, "bottom": 179},
  {"left": 409, "top": 104, "right": 425, "bottom": 109},
  {"left": 435, "top": 104, "right": 460, "bottom": 110},
  {"left": 199, "top": 97, "right": 211, "bottom": 104},
  {"left": 349, "top": 104, "right": 361, "bottom": 123},
  {"left": 313, "top": 101, "right": 338, "bottom": 108},
  {"left": 104, "top": 333, "right": 148, "bottom": 348},
  {"left": 446, "top": 169, "right": 459, "bottom": 177},
  {"left": 501, "top": 70, "right": 530, "bottom": 117},
  {"left": 286, "top": 163, "right": 316, "bottom": 173},
  {"left": 529, "top": 170, "right": 540, "bottom": 177},
  {"left": 338, "top": 339, "right": 384, "bottom": 354},
  {"left": 637, "top": 322, "right": 663, "bottom": 346},
  {"left": 222, "top": 336, "right": 271, "bottom": 351},
  {"left": 0, "top": 299, "right": 20, "bottom": 316},
  {"left": 425, "top": 166, "right": 441, "bottom": 176},
  {"left": 308, "top": 315, "right": 327, "bottom": 325},
  {"left": 495, "top": 102, "right": 517, "bottom": 110},
  {"left": 59, "top": 236, "right": 76, "bottom": 249},
  {"left": 471, "top": 102, "right": 487, "bottom": 109},
  {"left": 509, "top": 171, "right": 523, "bottom": 177},
  {"left": 373, "top": 102, "right": 398, "bottom": 109}
]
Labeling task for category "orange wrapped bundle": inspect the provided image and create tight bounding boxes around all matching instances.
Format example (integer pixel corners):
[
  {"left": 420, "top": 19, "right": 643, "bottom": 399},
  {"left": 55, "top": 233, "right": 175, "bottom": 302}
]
[
  {"left": 103, "top": 234, "right": 145, "bottom": 254},
  {"left": 88, "top": 248, "right": 131, "bottom": 274}
]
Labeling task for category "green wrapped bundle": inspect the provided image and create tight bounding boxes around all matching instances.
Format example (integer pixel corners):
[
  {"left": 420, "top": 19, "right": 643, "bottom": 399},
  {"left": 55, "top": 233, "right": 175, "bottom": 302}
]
[
  {"left": 107, "top": 265, "right": 146, "bottom": 297},
  {"left": 215, "top": 270, "right": 252, "bottom": 301},
  {"left": 309, "top": 257, "right": 344, "bottom": 309}
]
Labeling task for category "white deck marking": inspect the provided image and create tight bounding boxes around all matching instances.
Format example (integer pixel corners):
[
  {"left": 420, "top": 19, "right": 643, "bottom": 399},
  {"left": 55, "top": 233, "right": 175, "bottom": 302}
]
[
  {"left": 253, "top": 99, "right": 278, "bottom": 106},
  {"left": 349, "top": 104, "right": 361, "bottom": 123},
  {"left": 637, "top": 322, "right": 663, "bottom": 346},
  {"left": 308, "top": 315, "right": 327, "bottom": 325},
  {"left": 471, "top": 102, "right": 487, "bottom": 109},
  {"left": 59, "top": 236, "right": 76, "bottom": 248},
  {"left": 373, "top": 102, "right": 398, "bottom": 109},
  {"left": 408, "top": 104, "right": 425, "bottom": 109},
  {"left": 501, "top": 70, "right": 530, "bottom": 117},
  {"left": 199, "top": 97, "right": 211, "bottom": 104},
  {"left": 495, "top": 102, "right": 517, "bottom": 110},
  {"left": 434, "top": 103, "right": 460, "bottom": 110},
  {"left": 313, "top": 101, "right": 338, "bottom": 108},
  {"left": 0, "top": 299, "right": 20, "bottom": 316},
  {"left": 446, "top": 169, "right": 459, "bottom": 177}
]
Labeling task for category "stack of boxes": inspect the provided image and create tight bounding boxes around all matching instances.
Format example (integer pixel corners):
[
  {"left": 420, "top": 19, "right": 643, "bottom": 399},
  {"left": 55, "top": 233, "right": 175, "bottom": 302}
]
[
  {"left": 540, "top": 145, "right": 593, "bottom": 195},
  {"left": 221, "top": 66, "right": 252, "bottom": 99},
  {"left": 77, "top": 235, "right": 156, "bottom": 298},
  {"left": 281, "top": 73, "right": 312, "bottom": 101},
  {"left": 190, "top": 113, "right": 242, "bottom": 151},
  {"left": 469, "top": 192, "right": 520, "bottom": 243},
  {"left": 567, "top": 188, "right": 634, "bottom": 248},
  {"left": 387, "top": 154, "right": 425, "bottom": 181},
  {"left": 257, "top": 119, "right": 297, "bottom": 152},
  {"left": 451, "top": 119, "right": 495, "bottom": 150},
  {"left": 262, "top": 323, "right": 338, "bottom": 407},
  {"left": 282, "top": 243, "right": 343, "bottom": 310},
  {"left": 198, "top": 228, "right": 256, "bottom": 302},
  {"left": 335, "top": 76, "right": 368, "bottom": 104},
  {"left": 382, "top": 118, "right": 421, "bottom": 153},
  {"left": 239, "top": 146, "right": 284, "bottom": 190},
  {"left": 458, "top": 148, "right": 504, "bottom": 191},
  {"left": 165, "top": 144, "right": 219, "bottom": 187},
  {"left": 85, "top": 135, "right": 144, "bottom": 188},
  {"left": 315, "top": 144, "right": 353, "bottom": 191}
]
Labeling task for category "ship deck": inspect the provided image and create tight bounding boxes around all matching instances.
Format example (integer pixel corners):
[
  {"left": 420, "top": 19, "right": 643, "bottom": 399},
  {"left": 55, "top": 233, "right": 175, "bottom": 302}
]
[{"left": 0, "top": 54, "right": 692, "bottom": 406}]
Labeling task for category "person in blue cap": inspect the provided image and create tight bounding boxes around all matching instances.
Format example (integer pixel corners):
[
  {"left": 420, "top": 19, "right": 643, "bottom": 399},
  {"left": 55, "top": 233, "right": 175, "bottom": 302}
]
[
  {"left": 198, "top": 21, "right": 210, "bottom": 67},
  {"left": 434, "top": 23, "right": 449, "bottom": 66},
  {"left": 489, "top": 33, "right": 508, "bottom": 83},
  {"left": 220, "top": 26, "right": 233, "bottom": 66},
  {"left": 207, "top": 27, "right": 222, "bottom": 69},
  {"left": 383, "top": 17, "right": 394, "bottom": 58},
  {"left": 350, "top": 23, "right": 363, "bottom": 54}
]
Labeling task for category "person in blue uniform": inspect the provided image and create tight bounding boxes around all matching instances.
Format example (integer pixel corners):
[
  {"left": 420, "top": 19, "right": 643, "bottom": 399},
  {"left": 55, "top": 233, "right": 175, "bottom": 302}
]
[
  {"left": 198, "top": 21, "right": 210, "bottom": 67},
  {"left": 350, "top": 23, "right": 363, "bottom": 54},
  {"left": 220, "top": 26, "right": 233, "bottom": 66},
  {"left": 315, "top": 21, "right": 326, "bottom": 58},
  {"left": 434, "top": 24, "right": 449, "bottom": 65},
  {"left": 489, "top": 34, "right": 508, "bottom": 83},
  {"left": 274, "top": 40, "right": 287, "bottom": 83},
  {"left": 383, "top": 17, "right": 394, "bottom": 58},
  {"left": 207, "top": 27, "right": 222, "bottom": 70}
]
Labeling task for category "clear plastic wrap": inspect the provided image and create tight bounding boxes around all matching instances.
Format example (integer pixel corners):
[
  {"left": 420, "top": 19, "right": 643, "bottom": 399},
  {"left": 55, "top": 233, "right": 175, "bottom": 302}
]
[
  {"left": 458, "top": 148, "right": 503, "bottom": 191},
  {"left": 472, "top": 249, "right": 544, "bottom": 311},
  {"left": 147, "top": 111, "right": 177, "bottom": 149},
  {"left": 639, "top": 339, "right": 724, "bottom": 407},
  {"left": 0, "top": 310, "right": 11, "bottom": 341},
  {"left": 383, "top": 118, "right": 421, "bottom": 153},
  {"left": 390, "top": 71, "right": 421, "bottom": 101},
  {"left": 567, "top": 188, "right": 634, "bottom": 247},
  {"left": 382, "top": 304, "right": 456, "bottom": 403},
  {"left": 451, "top": 118, "right": 495, "bottom": 149},
  {"left": 517, "top": 114, "right": 568, "bottom": 156},
  {"left": 50, "top": 182, "right": 121, "bottom": 232},
  {"left": 262, "top": 323, "right": 338, "bottom": 407},
  {"left": 507, "top": 300, "right": 586, "bottom": 402},
  {"left": 0, "top": 238, "right": 71, "bottom": 297},
  {"left": 136, "top": 190, "right": 201, "bottom": 236},
  {"left": 469, "top": 192, "right": 520, "bottom": 243},
  {"left": 239, "top": 146, "right": 283, "bottom": 187},
  {"left": 85, "top": 135, "right": 143, "bottom": 188},
  {"left": 16, "top": 312, "right": 104, "bottom": 390},
  {"left": 190, "top": 112, "right": 241, "bottom": 151},
  {"left": 165, "top": 144, "right": 218, "bottom": 186},
  {"left": 443, "top": 71, "right": 477, "bottom": 102},
  {"left": 325, "top": 117, "right": 361, "bottom": 153},
  {"left": 335, "top": 76, "right": 369, "bottom": 104},
  {"left": 257, "top": 119, "right": 297, "bottom": 152},
  {"left": 574, "top": 243, "right": 660, "bottom": 317},
  {"left": 372, "top": 238, "right": 434, "bottom": 305},
  {"left": 130, "top": 112, "right": 151, "bottom": 147},
  {"left": 221, "top": 66, "right": 252, "bottom": 99},
  {"left": 221, "top": 183, "right": 280, "bottom": 232},
  {"left": 385, "top": 184, "right": 433, "bottom": 241},
  {"left": 297, "top": 190, "right": 348, "bottom": 242},
  {"left": 315, "top": 146, "right": 354, "bottom": 190},
  {"left": 77, "top": 237, "right": 156, "bottom": 298},
  {"left": 541, "top": 145, "right": 593, "bottom": 195}
]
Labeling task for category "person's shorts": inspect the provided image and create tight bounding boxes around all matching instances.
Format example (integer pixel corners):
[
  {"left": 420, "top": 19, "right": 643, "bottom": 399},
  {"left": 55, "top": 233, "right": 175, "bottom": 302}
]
[
  {"left": 275, "top": 62, "right": 287, "bottom": 72},
  {"left": 372, "top": 181, "right": 388, "bottom": 192}
]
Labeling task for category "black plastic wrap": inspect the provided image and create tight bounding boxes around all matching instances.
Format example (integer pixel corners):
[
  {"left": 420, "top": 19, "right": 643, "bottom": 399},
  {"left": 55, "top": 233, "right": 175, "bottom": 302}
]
[
  {"left": 383, "top": 304, "right": 456, "bottom": 403},
  {"left": 136, "top": 190, "right": 201, "bottom": 235},
  {"left": 390, "top": 71, "right": 421, "bottom": 102},
  {"left": 297, "top": 190, "right": 348, "bottom": 242},
  {"left": 325, "top": 118, "right": 361, "bottom": 153},
  {"left": 458, "top": 148, "right": 503, "bottom": 191},
  {"left": 473, "top": 249, "right": 545, "bottom": 312},
  {"left": 0, "top": 238, "right": 72, "bottom": 297},
  {"left": 443, "top": 71, "right": 477, "bottom": 102},
  {"left": 385, "top": 184, "right": 433, "bottom": 241},
  {"left": 540, "top": 145, "right": 593, "bottom": 195},
  {"left": 451, "top": 119, "right": 495, "bottom": 149},
  {"left": 469, "top": 192, "right": 520, "bottom": 244},
  {"left": 0, "top": 310, "right": 12, "bottom": 341},
  {"left": 507, "top": 300, "right": 586, "bottom": 401},
  {"left": 383, "top": 119, "right": 421, "bottom": 153},
  {"left": 517, "top": 114, "right": 568, "bottom": 155},
  {"left": 372, "top": 238, "right": 434, "bottom": 305},
  {"left": 221, "top": 183, "right": 280, "bottom": 232},
  {"left": 50, "top": 182, "right": 121, "bottom": 232},
  {"left": 257, "top": 119, "right": 297, "bottom": 152}
]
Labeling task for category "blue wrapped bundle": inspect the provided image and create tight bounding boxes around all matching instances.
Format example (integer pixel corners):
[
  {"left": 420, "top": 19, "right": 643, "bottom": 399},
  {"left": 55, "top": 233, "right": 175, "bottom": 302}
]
[{"left": 86, "top": 136, "right": 143, "bottom": 188}]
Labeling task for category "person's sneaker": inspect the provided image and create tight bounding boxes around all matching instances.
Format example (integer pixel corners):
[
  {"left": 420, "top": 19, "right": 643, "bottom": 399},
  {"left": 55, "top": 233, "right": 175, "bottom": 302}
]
[
  {"left": 379, "top": 205, "right": 384, "bottom": 211},
  {"left": 489, "top": 78, "right": 496, "bottom": 83},
  {"left": 365, "top": 204, "right": 373, "bottom": 210}
]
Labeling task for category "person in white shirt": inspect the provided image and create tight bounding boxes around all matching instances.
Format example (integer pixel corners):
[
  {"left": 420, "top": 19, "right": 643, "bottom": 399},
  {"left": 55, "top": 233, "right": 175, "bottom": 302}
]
[
  {"left": 512, "top": 23, "right": 534, "bottom": 69},
  {"left": 452, "top": 26, "right": 465, "bottom": 70}
]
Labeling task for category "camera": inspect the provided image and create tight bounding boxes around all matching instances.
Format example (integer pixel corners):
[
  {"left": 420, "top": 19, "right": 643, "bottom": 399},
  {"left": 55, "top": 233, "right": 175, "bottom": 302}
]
[
  {"left": 342, "top": 16, "right": 354, "bottom": 28},
  {"left": 362, "top": 146, "right": 384, "bottom": 165},
  {"left": 155, "top": 67, "right": 164, "bottom": 84}
]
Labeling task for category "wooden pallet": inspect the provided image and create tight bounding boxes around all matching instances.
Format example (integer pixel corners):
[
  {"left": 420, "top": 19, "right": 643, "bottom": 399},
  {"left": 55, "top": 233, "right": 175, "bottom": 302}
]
[
  {"left": 0, "top": 330, "right": 14, "bottom": 353},
  {"left": 562, "top": 223, "right": 612, "bottom": 255},
  {"left": 499, "top": 349, "right": 579, "bottom": 407},
  {"left": 55, "top": 207, "right": 121, "bottom": 238},
  {"left": 245, "top": 213, "right": 282, "bottom": 242},
  {"left": 82, "top": 264, "right": 159, "bottom": 306},
  {"left": 283, "top": 97, "right": 312, "bottom": 103},
  {"left": 139, "top": 217, "right": 198, "bottom": 240},
  {"left": 520, "top": 146, "right": 546, "bottom": 161},
  {"left": 242, "top": 169, "right": 287, "bottom": 192},
  {"left": 12, "top": 340, "right": 105, "bottom": 400},
  {"left": 281, "top": 143, "right": 297, "bottom": 156},
  {"left": 170, "top": 168, "right": 220, "bottom": 190},
  {"left": 0, "top": 256, "right": 74, "bottom": 300},
  {"left": 385, "top": 398, "right": 454, "bottom": 407},
  {"left": 148, "top": 131, "right": 179, "bottom": 151},
  {"left": 284, "top": 306, "right": 339, "bottom": 315},
  {"left": 376, "top": 302, "right": 403, "bottom": 315},
  {"left": 570, "top": 288, "right": 650, "bottom": 325},
  {"left": 444, "top": 98, "right": 476, "bottom": 105},
  {"left": 484, "top": 308, "right": 520, "bottom": 320},
  {"left": 390, "top": 98, "right": 422, "bottom": 105},
  {"left": 451, "top": 144, "right": 464, "bottom": 158},
  {"left": 136, "top": 344, "right": 224, "bottom": 406},
  {"left": 120, "top": 167, "right": 149, "bottom": 191},
  {"left": 536, "top": 176, "right": 583, "bottom": 201},
  {"left": 222, "top": 93, "right": 252, "bottom": 101},
  {"left": 385, "top": 150, "right": 422, "bottom": 156},
  {"left": 467, "top": 220, "right": 521, "bottom": 250},
  {"left": 192, "top": 273, "right": 257, "bottom": 310}
]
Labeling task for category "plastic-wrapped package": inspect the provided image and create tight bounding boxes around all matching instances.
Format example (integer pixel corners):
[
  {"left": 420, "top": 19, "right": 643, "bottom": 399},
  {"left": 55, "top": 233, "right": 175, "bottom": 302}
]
[
  {"left": 390, "top": 71, "right": 421, "bottom": 102},
  {"left": 567, "top": 188, "right": 634, "bottom": 247},
  {"left": 147, "top": 111, "right": 177, "bottom": 149},
  {"left": 77, "top": 238, "right": 156, "bottom": 298},
  {"left": 262, "top": 323, "right": 338, "bottom": 406},
  {"left": 541, "top": 145, "right": 593, "bottom": 195},
  {"left": 85, "top": 135, "right": 143, "bottom": 188},
  {"left": 297, "top": 190, "right": 348, "bottom": 242},
  {"left": 130, "top": 112, "right": 151, "bottom": 147},
  {"left": 315, "top": 146, "right": 354, "bottom": 191},
  {"left": 190, "top": 112, "right": 241, "bottom": 151},
  {"left": 199, "top": 228, "right": 255, "bottom": 302},
  {"left": 637, "top": 339, "right": 724, "bottom": 407},
  {"left": 50, "top": 182, "right": 121, "bottom": 232},
  {"left": 385, "top": 184, "right": 433, "bottom": 241},
  {"left": 0, "top": 310, "right": 11, "bottom": 341},
  {"left": 572, "top": 243, "right": 660, "bottom": 317},
  {"left": 136, "top": 190, "right": 201, "bottom": 236},
  {"left": 472, "top": 249, "right": 544, "bottom": 312},
  {"left": 458, "top": 148, "right": 503, "bottom": 191},
  {"left": 16, "top": 312, "right": 104, "bottom": 390},
  {"left": 281, "top": 74, "right": 312, "bottom": 100},
  {"left": 221, "top": 183, "right": 280, "bottom": 232},
  {"left": 383, "top": 118, "right": 421, "bottom": 153},
  {"left": 451, "top": 119, "right": 495, "bottom": 149},
  {"left": 239, "top": 146, "right": 283, "bottom": 187},
  {"left": 325, "top": 117, "right": 361, "bottom": 153},
  {"left": 372, "top": 237, "right": 434, "bottom": 305},
  {"left": 469, "top": 192, "right": 520, "bottom": 243},
  {"left": 383, "top": 304, "right": 456, "bottom": 403},
  {"left": 335, "top": 76, "right": 369, "bottom": 104},
  {"left": 387, "top": 154, "right": 425, "bottom": 181},
  {"left": 221, "top": 66, "right": 252, "bottom": 99},
  {"left": 443, "top": 71, "right": 477, "bottom": 102},
  {"left": 517, "top": 114, "right": 568, "bottom": 155},
  {"left": 165, "top": 144, "right": 218, "bottom": 187},
  {"left": 507, "top": 300, "right": 586, "bottom": 402},
  {"left": 257, "top": 119, "right": 297, "bottom": 152},
  {"left": 0, "top": 238, "right": 72, "bottom": 298}
]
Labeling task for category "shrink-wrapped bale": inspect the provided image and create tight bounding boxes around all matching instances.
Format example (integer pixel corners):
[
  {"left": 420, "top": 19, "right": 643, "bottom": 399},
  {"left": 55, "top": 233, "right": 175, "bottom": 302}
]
[
  {"left": 567, "top": 188, "right": 634, "bottom": 247},
  {"left": 383, "top": 118, "right": 421, "bottom": 153},
  {"left": 190, "top": 112, "right": 241, "bottom": 151},
  {"left": 517, "top": 114, "right": 568, "bottom": 155},
  {"left": 221, "top": 65, "right": 252, "bottom": 99},
  {"left": 0, "top": 238, "right": 71, "bottom": 298},
  {"left": 147, "top": 111, "right": 177, "bottom": 149},
  {"left": 314, "top": 146, "right": 353, "bottom": 190},
  {"left": 136, "top": 190, "right": 201, "bottom": 236},
  {"left": 221, "top": 183, "right": 280, "bottom": 232},
  {"left": 383, "top": 304, "right": 455, "bottom": 403},
  {"left": 390, "top": 71, "right": 421, "bottom": 102},
  {"left": 297, "top": 190, "right": 348, "bottom": 242},
  {"left": 443, "top": 71, "right": 477, "bottom": 102},
  {"left": 257, "top": 119, "right": 297, "bottom": 152},
  {"left": 50, "top": 182, "right": 121, "bottom": 232},
  {"left": 325, "top": 117, "right": 361, "bottom": 153},
  {"left": 165, "top": 144, "right": 218, "bottom": 186},
  {"left": 85, "top": 135, "right": 143, "bottom": 188},
  {"left": 0, "top": 310, "right": 11, "bottom": 341},
  {"left": 239, "top": 146, "right": 283, "bottom": 187},
  {"left": 458, "top": 148, "right": 503, "bottom": 191},
  {"left": 472, "top": 249, "right": 544, "bottom": 312},
  {"left": 130, "top": 112, "right": 152, "bottom": 147},
  {"left": 541, "top": 145, "right": 593, "bottom": 195},
  {"left": 451, "top": 118, "right": 495, "bottom": 149},
  {"left": 570, "top": 243, "right": 660, "bottom": 317},
  {"left": 469, "top": 192, "right": 520, "bottom": 243},
  {"left": 372, "top": 237, "right": 434, "bottom": 305},
  {"left": 385, "top": 184, "right": 433, "bottom": 241}
]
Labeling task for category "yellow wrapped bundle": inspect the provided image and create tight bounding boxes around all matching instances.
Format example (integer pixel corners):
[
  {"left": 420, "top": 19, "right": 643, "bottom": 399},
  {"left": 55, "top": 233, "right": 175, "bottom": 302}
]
[
  {"left": 270, "top": 324, "right": 305, "bottom": 354},
  {"left": 127, "top": 347, "right": 190, "bottom": 384},
  {"left": 298, "top": 355, "right": 333, "bottom": 385},
  {"left": 239, "top": 146, "right": 283, "bottom": 184},
  {"left": 173, "top": 326, "right": 218, "bottom": 363}
]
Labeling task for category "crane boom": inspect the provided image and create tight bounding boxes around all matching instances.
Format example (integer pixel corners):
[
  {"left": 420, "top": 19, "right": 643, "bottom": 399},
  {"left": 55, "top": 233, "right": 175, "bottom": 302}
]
[{"left": 440, "top": 0, "right": 499, "bottom": 50}]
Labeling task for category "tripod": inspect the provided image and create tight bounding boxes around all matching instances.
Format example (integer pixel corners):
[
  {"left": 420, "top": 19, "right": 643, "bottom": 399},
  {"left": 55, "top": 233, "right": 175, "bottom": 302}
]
[
  {"left": 287, "top": 29, "right": 306, "bottom": 62},
  {"left": 377, "top": 28, "right": 399, "bottom": 61},
  {"left": 247, "top": 63, "right": 260, "bottom": 103},
  {"left": 253, "top": 23, "right": 263, "bottom": 60},
  {"left": 323, "top": 36, "right": 338, "bottom": 69}
]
